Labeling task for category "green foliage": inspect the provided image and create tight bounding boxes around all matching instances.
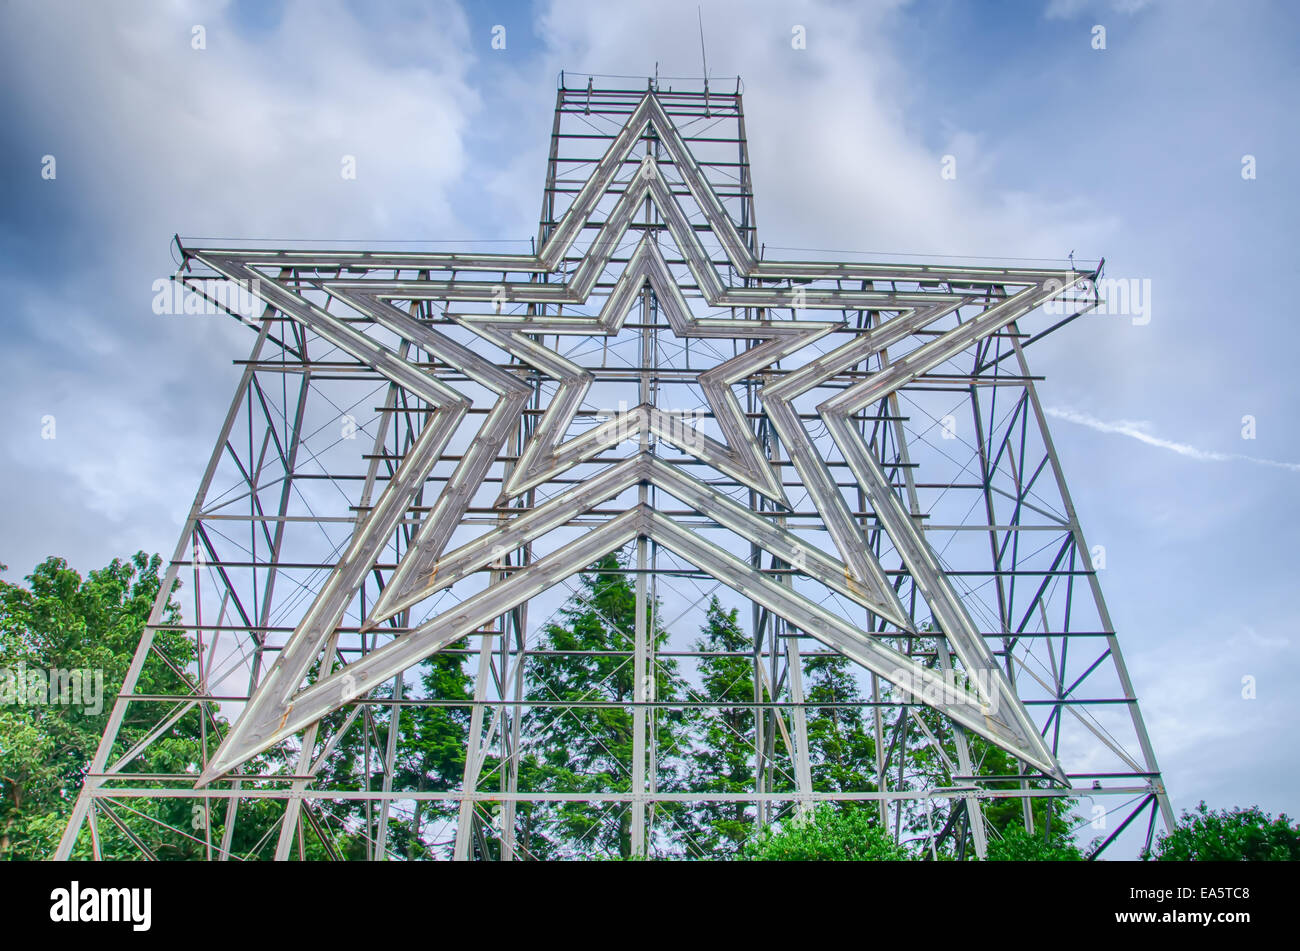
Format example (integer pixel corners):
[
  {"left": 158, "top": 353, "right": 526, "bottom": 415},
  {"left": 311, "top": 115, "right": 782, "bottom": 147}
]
[
  {"left": 803, "top": 652, "right": 877, "bottom": 801},
  {"left": 358, "top": 650, "right": 473, "bottom": 860},
  {"left": 0, "top": 553, "right": 342, "bottom": 860},
  {"left": 742, "top": 803, "right": 912, "bottom": 861},
  {"left": 985, "top": 824, "right": 1083, "bottom": 861},
  {"left": 519, "top": 553, "right": 687, "bottom": 859},
  {"left": 681, "top": 613, "right": 884, "bottom": 856},
  {"left": 0, "top": 553, "right": 200, "bottom": 858},
  {"left": 22, "top": 552, "right": 1240, "bottom": 864},
  {"left": 683, "top": 596, "right": 756, "bottom": 855},
  {"left": 742, "top": 805, "right": 1083, "bottom": 862},
  {"left": 970, "top": 738, "right": 1081, "bottom": 850},
  {"left": 1142, "top": 801, "right": 1300, "bottom": 861}
]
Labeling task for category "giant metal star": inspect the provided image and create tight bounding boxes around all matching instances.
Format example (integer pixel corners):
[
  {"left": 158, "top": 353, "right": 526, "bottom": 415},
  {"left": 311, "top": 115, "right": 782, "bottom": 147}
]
[{"left": 191, "top": 92, "right": 1086, "bottom": 785}]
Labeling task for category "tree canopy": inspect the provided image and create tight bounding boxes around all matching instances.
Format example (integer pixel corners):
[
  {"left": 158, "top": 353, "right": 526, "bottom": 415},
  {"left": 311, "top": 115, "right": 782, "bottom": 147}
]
[
  {"left": 1142, "top": 802, "right": 1300, "bottom": 861},
  {"left": 741, "top": 803, "right": 912, "bottom": 861},
  {"left": 11, "top": 551, "right": 1277, "bottom": 863}
]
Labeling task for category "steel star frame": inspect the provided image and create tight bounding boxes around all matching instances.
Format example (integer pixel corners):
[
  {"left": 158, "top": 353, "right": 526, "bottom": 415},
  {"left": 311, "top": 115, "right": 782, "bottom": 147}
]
[{"left": 58, "top": 75, "right": 1171, "bottom": 861}]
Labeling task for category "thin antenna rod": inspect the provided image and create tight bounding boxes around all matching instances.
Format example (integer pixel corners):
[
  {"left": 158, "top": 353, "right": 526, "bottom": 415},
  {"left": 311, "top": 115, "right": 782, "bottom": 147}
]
[
  {"left": 698, "top": 5, "right": 710, "bottom": 115},
  {"left": 697, "top": 6, "right": 709, "bottom": 81}
]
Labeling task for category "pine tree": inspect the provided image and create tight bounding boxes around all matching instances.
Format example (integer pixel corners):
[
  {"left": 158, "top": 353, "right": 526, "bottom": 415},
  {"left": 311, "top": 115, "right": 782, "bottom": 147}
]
[
  {"left": 518, "top": 553, "right": 686, "bottom": 859},
  {"left": 803, "top": 650, "right": 879, "bottom": 804},
  {"left": 353, "top": 648, "right": 474, "bottom": 860},
  {"left": 683, "top": 596, "right": 756, "bottom": 856}
]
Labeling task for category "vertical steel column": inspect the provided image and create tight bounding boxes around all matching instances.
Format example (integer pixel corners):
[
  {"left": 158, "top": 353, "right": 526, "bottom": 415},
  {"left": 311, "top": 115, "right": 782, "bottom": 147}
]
[
  {"left": 785, "top": 635, "right": 814, "bottom": 814},
  {"left": 630, "top": 280, "right": 653, "bottom": 857},
  {"left": 770, "top": 410, "right": 812, "bottom": 814},
  {"left": 877, "top": 334, "right": 988, "bottom": 857},
  {"left": 454, "top": 628, "right": 496, "bottom": 859},
  {"left": 499, "top": 386, "right": 538, "bottom": 860}
]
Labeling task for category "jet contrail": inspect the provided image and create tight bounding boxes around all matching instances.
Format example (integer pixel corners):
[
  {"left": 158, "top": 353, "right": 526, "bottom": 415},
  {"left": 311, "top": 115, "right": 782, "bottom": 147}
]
[{"left": 1044, "top": 407, "right": 1300, "bottom": 473}]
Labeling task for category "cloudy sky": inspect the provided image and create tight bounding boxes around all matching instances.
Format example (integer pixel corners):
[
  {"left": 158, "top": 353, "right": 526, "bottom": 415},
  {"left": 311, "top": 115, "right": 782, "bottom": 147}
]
[{"left": 2, "top": 0, "right": 1297, "bottom": 833}]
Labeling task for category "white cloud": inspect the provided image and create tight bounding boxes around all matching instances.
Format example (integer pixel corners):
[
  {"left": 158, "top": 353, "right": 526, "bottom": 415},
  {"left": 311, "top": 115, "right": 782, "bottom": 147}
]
[
  {"left": 0, "top": 0, "right": 483, "bottom": 576},
  {"left": 3, "top": 0, "right": 479, "bottom": 240},
  {"left": 531, "top": 0, "right": 1112, "bottom": 262},
  {"left": 1044, "top": 407, "right": 1300, "bottom": 473}
]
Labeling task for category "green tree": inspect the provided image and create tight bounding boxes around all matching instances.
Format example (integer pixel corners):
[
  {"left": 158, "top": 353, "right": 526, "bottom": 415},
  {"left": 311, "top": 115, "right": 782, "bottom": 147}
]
[
  {"left": 685, "top": 611, "right": 886, "bottom": 857},
  {"left": 803, "top": 651, "right": 878, "bottom": 801},
  {"left": 0, "top": 553, "right": 343, "bottom": 860},
  {"left": 742, "top": 803, "right": 912, "bottom": 861},
  {"left": 0, "top": 554, "right": 204, "bottom": 858},
  {"left": 518, "top": 553, "right": 687, "bottom": 859},
  {"left": 971, "top": 737, "right": 1080, "bottom": 848},
  {"left": 377, "top": 650, "right": 474, "bottom": 860},
  {"left": 684, "top": 596, "right": 756, "bottom": 856},
  {"left": 1142, "top": 802, "right": 1300, "bottom": 861},
  {"left": 985, "top": 824, "right": 1083, "bottom": 860}
]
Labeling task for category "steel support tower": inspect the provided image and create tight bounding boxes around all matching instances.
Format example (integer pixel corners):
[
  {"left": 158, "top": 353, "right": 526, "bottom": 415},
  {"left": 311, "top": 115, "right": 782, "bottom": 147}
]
[{"left": 58, "top": 75, "right": 1170, "bottom": 861}]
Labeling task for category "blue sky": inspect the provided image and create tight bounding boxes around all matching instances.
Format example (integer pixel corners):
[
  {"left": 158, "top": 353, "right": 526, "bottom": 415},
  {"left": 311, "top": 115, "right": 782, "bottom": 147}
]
[{"left": 2, "top": 0, "right": 1297, "bottom": 836}]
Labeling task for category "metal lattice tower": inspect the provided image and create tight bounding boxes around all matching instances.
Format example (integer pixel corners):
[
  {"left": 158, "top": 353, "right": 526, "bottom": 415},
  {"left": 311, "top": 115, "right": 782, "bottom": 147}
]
[{"left": 58, "top": 75, "right": 1170, "bottom": 861}]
